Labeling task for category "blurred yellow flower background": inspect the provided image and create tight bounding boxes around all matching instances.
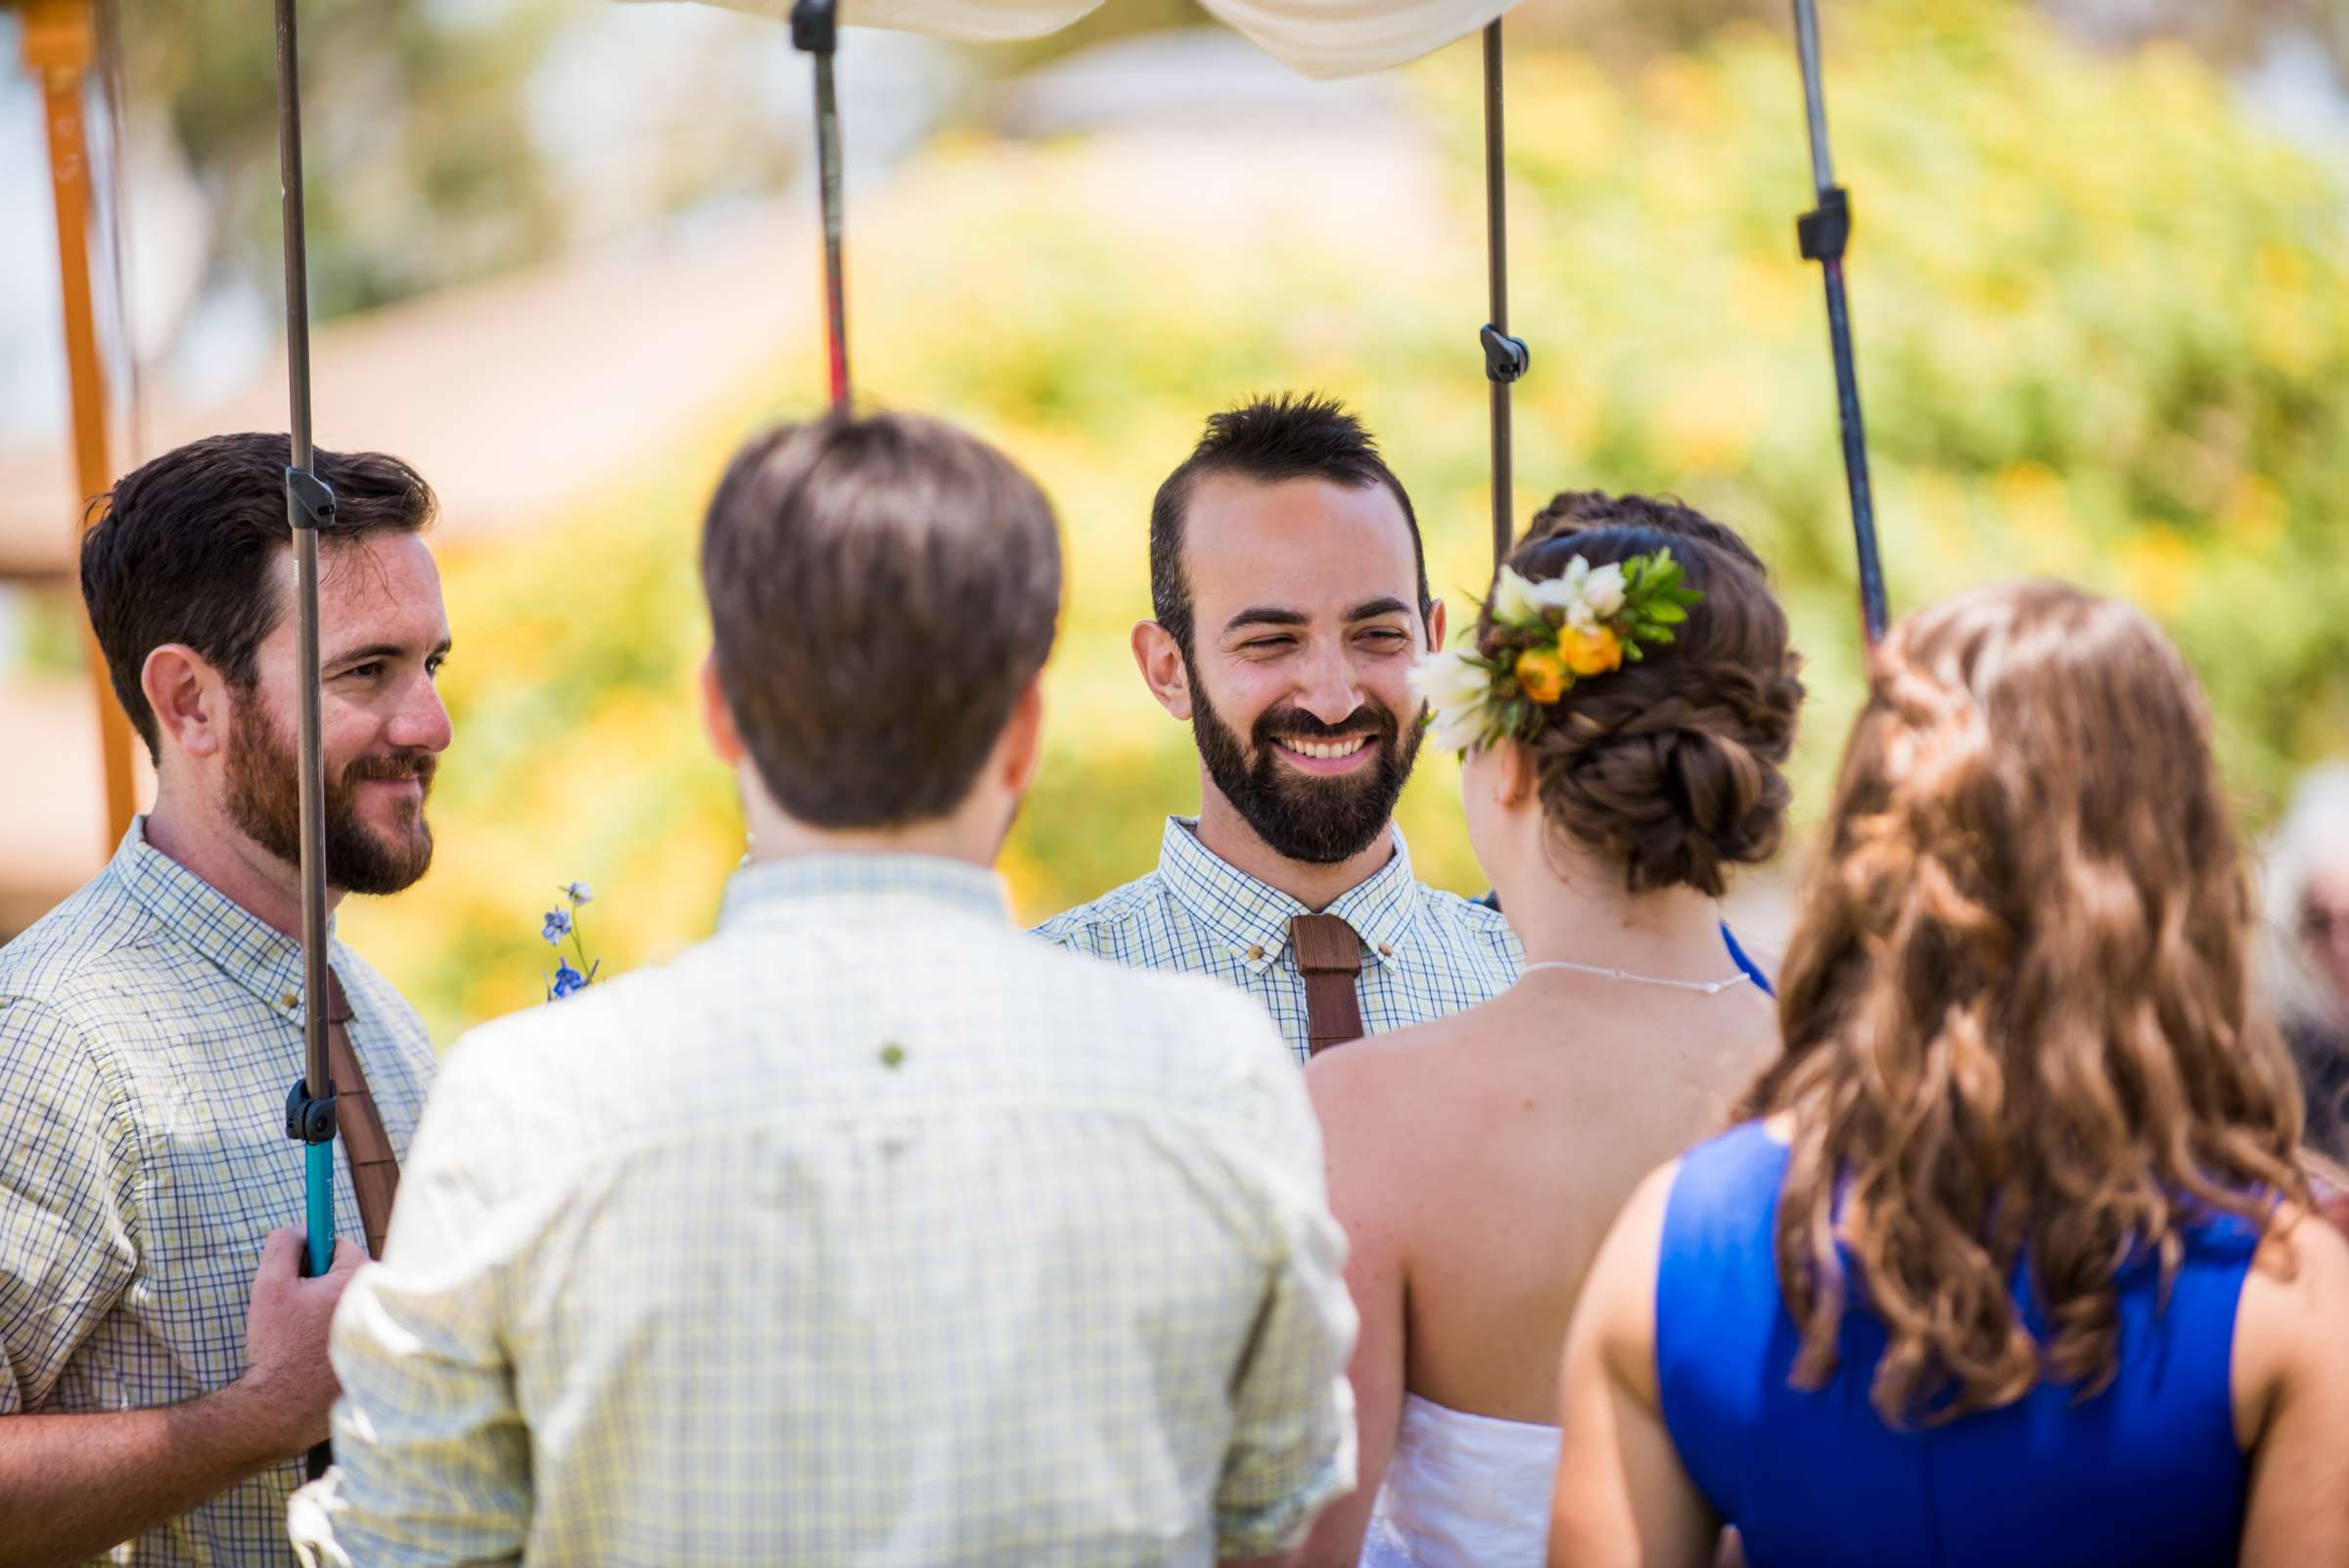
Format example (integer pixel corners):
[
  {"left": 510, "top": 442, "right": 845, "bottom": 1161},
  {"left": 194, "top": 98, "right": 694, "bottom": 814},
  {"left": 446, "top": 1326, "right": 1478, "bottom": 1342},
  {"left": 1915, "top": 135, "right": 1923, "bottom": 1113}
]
[{"left": 342, "top": 0, "right": 2349, "bottom": 1043}]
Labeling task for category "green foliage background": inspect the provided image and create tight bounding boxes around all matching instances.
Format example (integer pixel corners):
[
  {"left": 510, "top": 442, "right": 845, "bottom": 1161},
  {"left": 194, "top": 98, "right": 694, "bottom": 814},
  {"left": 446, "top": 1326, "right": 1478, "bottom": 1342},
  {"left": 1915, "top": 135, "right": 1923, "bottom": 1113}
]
[{"left": 338, "top": 0, "right": 2349, "bottom": 1042}]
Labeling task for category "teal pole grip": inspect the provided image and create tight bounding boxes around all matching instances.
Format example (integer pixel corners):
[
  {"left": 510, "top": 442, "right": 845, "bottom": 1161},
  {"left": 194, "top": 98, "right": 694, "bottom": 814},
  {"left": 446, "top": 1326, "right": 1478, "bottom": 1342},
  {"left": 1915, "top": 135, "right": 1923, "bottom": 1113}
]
[{"left": 306, "top": 1143, "right": 335, "bottom": 1275}]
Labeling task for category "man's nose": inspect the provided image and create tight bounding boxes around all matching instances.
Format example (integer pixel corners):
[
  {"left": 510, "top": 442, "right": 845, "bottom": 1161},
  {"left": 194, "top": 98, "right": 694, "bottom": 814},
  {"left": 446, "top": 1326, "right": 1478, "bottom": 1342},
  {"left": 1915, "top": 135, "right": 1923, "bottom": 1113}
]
[
  {"left": 1293, "top": 644, "right": 1365, "bottom": 727},
  {"left": 387, "top": 675, "right": 453, "bottom": 754}
]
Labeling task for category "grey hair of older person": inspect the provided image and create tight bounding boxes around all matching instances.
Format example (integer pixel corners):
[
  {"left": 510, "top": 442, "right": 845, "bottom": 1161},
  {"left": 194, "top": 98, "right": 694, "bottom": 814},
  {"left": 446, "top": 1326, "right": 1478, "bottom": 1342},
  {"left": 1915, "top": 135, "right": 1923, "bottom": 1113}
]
[{"left": 2260, "top": 761, "right": 2349, "bottom": 1027}]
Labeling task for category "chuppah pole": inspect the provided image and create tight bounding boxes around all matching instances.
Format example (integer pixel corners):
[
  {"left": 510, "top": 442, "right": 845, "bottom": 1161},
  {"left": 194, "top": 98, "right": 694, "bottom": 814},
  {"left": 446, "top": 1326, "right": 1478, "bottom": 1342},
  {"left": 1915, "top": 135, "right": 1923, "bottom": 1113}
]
[
  {"left": 268, "top": 0, "right": 343, "bottom": 1480},
  {"left": 1788, "top": 0, "right": 1887, "bottom": 644},
  {"left": 23, "top": 0, "right": 139, "bottom": 842},
  {"left": 1479, "top": 18, "right": 1529, "bottom": 569},
  {"left": 793, "top": 0, "right": 851, "bottom": 409}
]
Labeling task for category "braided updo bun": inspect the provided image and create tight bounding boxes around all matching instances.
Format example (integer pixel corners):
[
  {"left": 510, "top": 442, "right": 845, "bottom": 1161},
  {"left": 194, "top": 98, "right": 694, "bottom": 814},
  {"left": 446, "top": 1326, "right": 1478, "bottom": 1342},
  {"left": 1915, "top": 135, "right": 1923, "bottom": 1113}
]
[{"left": 1486, "top": 496, "right": 1803, "bottom": 896}]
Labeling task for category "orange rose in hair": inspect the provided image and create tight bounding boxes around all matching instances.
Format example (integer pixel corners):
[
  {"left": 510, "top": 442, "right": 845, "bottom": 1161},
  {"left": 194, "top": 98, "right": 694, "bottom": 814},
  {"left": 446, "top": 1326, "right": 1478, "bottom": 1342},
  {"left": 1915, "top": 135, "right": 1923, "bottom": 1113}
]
[
  {"left": 1557, "top": 623, "right": 1624, "bottom": 676},
  {"left": 1514, "top": 646, "right": 1570, "bottom": 704}
]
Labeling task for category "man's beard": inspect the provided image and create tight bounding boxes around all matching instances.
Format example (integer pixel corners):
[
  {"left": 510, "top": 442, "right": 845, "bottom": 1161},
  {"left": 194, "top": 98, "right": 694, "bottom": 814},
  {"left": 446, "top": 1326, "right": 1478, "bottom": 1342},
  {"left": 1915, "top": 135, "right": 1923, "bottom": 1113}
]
[
  {"left": 1191, "top": 667, "right": 1423, "bottom": 866},
  {"left": 223, "top": 692, "right": 438, "bottom": 897}
]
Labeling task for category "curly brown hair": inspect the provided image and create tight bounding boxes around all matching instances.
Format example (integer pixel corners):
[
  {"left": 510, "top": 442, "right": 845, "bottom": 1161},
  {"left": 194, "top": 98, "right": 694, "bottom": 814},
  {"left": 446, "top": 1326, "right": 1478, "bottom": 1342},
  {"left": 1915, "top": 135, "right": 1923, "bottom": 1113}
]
[
  {"left": 1481, "top": 505, "right": 1803, "bottom": 896},
  {"left": 1747, "top": 580, "right": 2309, "bottom": 1425}
]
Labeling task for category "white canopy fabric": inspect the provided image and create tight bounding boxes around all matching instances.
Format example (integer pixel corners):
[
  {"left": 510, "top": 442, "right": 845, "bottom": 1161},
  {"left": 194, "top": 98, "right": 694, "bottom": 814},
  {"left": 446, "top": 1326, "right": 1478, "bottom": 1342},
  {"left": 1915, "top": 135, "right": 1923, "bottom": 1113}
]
[{"left": 625, "top": 0, "right": 1518, "bottom": 79}]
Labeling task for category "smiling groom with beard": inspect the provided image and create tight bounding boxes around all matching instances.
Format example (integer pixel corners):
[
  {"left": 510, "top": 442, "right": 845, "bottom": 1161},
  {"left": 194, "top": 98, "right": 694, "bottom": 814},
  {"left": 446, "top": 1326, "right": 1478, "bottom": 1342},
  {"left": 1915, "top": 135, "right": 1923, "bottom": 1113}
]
[{"left": 1039, "top": 394, "right": 1519, "bottom": 1061}]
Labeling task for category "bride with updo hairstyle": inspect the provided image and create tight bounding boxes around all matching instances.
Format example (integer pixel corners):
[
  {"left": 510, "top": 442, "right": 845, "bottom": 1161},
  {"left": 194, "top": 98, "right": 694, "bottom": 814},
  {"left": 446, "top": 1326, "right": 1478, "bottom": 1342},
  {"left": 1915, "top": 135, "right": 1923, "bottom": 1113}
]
[
  {"left": 1549, "top": 581, "right": 2349, "bottom": 1568},
  {"left": 1290, "top": 494, "right": 1804, "bottom": 1568}
]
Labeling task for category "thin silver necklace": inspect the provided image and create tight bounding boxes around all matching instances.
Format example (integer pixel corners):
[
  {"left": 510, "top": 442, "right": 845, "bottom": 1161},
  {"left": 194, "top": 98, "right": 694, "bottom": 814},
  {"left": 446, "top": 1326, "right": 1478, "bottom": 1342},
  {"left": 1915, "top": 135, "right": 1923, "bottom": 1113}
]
[{"left": 1518, "top": 958, "right": 1753, "bottom": 995}]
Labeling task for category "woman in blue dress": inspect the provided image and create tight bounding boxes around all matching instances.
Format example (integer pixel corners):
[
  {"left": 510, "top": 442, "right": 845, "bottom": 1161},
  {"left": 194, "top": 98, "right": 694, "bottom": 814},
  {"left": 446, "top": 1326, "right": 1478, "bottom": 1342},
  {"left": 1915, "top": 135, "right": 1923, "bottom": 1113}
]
[{"left": 1548, "top": 580, "right": 2349, "bottom": 1568}]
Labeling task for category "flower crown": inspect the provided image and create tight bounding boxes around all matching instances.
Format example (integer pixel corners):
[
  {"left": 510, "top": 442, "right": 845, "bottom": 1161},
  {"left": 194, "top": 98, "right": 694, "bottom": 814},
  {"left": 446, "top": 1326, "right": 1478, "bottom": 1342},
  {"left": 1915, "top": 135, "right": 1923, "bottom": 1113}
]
[{"left": 1408, "top": 549, "right": 1701, "bottom": 753}]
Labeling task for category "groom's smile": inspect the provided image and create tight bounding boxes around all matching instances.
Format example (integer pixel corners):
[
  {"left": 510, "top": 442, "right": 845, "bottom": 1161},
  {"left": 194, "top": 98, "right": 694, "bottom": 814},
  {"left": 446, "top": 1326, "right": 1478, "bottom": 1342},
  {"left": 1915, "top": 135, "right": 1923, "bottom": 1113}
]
[{"left": 1271, "top": 733, "right": 1375, "bottom": 773}]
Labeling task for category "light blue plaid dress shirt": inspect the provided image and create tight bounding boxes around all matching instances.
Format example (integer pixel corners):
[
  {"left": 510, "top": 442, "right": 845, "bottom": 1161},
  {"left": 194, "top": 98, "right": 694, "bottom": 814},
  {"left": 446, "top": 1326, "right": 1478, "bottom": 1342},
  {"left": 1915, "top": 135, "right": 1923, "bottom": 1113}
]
[
  {"left": 0, "top": 819, "right": 438, "bottom": 1566},
  {"left": 290, "top": 853, "right": 1357, "bottom": 1567},
  {"left": 1036, "top": 819, "right": 1523, "bottom": 1062}
]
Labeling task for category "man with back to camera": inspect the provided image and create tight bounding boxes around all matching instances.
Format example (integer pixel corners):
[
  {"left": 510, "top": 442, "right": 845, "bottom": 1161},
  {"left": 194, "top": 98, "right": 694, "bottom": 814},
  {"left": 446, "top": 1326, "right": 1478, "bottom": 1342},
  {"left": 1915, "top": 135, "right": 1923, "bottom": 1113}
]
[
  {"left": 0, "top": 434, "right": 451, "bottom": 1565},
  {"left": 289, "top": 408, "right": 1357, "bottom": 1566},
  {"left": 1037, "top": 393, "right": 1519, "bottom": 1060}
]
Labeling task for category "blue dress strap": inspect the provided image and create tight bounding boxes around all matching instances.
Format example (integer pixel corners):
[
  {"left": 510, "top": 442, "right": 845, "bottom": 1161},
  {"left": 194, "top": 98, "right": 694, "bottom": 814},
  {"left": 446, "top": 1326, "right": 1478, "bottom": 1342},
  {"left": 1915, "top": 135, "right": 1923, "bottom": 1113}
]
[{"left": 1718, "top": 923, "right": 1773, "bottom": 997}]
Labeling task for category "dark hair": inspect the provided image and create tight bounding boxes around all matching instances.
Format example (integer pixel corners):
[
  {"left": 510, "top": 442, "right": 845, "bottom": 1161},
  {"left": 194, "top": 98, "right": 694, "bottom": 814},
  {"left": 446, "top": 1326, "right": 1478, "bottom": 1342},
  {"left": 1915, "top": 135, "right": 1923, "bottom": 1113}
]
[
  {"left": 1488, "top": 513, "right": 1802, "bottom": 896},
  {"left": 1523, "top": 488, "right": 1766, "bottom": 576},
  {"left": 80, "top": 433, "right": 438, "bottom": 759},
  {"left": 1148, "top": 392, "right": 1428, "bottom": 655},
  {"left": 700, "top": 410, "right": 1062, "bottom": 829}
]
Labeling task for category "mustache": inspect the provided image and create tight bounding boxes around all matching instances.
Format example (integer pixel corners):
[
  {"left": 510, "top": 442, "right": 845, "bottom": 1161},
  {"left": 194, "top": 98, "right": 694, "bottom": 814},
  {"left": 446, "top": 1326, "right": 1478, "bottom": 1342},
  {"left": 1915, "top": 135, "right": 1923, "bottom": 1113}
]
[
  {"left": 1254, "top": 704, "right": 1398, "bottom": 747},
  {"left": 340, "top": 750, "right": 438, "bottom": 788}
]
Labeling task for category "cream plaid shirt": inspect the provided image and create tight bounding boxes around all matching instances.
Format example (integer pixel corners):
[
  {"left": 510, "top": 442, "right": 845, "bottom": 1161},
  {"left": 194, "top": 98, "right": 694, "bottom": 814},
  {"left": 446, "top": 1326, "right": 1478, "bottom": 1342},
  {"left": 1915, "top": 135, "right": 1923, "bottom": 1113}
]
[
  {"left": 1036, "top": 819, "right": 1522, "bottom": 1062},
  {"left": 0, "top": 819, "right": 438, "bottom": 1566},
  {"left": 291, "top": 853, "right": 1357, "bottom": 1566}
]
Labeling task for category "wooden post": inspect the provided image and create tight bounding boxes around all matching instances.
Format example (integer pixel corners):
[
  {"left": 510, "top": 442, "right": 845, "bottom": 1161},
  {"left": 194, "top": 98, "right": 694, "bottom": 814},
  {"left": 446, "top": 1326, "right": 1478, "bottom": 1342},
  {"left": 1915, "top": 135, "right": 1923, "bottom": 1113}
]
[{"left": 23, "top": 0, "right": 139, "bottom": 845}]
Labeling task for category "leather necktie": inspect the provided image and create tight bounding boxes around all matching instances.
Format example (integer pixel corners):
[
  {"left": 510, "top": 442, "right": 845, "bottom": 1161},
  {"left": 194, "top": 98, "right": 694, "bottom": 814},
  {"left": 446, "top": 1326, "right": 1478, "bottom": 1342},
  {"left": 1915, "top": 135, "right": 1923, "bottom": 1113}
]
[
  {"left": 323, "top": 966, "right": 401, "bottom": 1259},
  {"left": 1289, "top": 913, "right": 1365, "bottom": 1057}
]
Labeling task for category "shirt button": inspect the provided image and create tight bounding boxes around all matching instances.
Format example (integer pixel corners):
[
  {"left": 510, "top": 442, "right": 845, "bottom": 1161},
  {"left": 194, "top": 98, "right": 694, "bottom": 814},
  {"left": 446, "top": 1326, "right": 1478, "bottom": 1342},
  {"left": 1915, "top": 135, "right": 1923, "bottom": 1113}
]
[
  {"left": 280, "top": 991, "right": 299, "bottom": 1008},
  {"left": 1377, "top": 943, "right": 1395, "bottom": 957},
  {"left": 1247, "top": 945, "right": 1266, "bottom": 961}
]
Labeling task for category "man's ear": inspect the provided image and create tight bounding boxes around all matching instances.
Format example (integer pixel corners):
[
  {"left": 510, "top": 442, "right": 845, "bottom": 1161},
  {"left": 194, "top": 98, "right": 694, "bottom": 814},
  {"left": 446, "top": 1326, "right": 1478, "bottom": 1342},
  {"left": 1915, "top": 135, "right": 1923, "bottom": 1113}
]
[
  {"left": 700, "top": 652, "right": 745, "bottom": 767},
  {"left": 140, "top": 644, "right": 225, "bottom": 761},
  {"left": 999, "top": 677, "right": 1046, "bottom": 797},
  {"left": 1130, "top": 621, "right": 1193, "bottom": 721},
  {"left": 1424, "top": 596, "right": 1449, "bottom": 655}
]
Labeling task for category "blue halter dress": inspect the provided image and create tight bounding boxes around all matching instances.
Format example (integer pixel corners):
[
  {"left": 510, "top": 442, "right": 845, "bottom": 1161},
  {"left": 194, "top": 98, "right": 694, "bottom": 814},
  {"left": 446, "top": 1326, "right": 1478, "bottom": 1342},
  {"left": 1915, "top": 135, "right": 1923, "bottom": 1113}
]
[{"left": 1655, "top": 1121, "right": 2260, "bottom": 1568}]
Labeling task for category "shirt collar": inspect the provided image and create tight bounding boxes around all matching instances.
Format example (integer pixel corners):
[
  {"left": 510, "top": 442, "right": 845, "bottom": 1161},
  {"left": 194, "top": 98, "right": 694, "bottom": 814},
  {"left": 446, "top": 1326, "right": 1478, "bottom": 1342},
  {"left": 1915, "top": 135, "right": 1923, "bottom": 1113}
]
[
  {"left": 108, "top": 816, "right": 319, "bottom": 1025},
  {"left": 1155, "top": 816, "right": 1422, "bottom": 976},
  {"left": 719, "top": 852, "right": 1010, "bottom": 932}
]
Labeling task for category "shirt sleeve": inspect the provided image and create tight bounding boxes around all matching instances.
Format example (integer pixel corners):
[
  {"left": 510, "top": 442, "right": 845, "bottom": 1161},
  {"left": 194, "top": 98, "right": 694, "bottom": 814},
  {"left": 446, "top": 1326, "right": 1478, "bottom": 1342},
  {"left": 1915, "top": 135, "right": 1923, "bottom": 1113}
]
[
  {"left": 0, "top": 996, "right": 139, "bottom": 1415},
  {"left": 288, "top": 1037, "right": 530, "bottom": 1567},
  {"left": 1210, "top": 1005, "right": 1359, "bottom": 1559}
]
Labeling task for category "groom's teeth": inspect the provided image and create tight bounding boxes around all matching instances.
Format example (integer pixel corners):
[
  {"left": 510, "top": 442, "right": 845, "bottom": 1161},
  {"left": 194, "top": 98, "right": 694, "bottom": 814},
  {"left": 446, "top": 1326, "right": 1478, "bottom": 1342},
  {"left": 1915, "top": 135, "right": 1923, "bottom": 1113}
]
[{"left": 1287, "top": 738, "right": 1367, "bottom": 760}]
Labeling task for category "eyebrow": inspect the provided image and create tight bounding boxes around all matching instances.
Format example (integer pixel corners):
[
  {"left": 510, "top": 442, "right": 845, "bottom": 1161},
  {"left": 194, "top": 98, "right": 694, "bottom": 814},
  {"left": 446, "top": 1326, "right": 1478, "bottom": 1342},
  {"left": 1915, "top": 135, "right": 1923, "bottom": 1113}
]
[
  {"left": 328, "top": 637, "right": 453, "bottom": 668},
  {"left": 1222, "top": 607, "right": 1311, "bottom": 635},
  {"left": 1220, "top": 598, "right": 1416, "bottom": 638}
]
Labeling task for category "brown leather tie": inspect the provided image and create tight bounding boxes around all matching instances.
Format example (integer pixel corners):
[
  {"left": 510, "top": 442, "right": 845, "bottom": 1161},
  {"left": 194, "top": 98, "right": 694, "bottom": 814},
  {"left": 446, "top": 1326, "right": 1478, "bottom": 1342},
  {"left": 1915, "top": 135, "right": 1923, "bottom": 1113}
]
[
  {"left": 1289, "top": 913, "right": 1365, "bottom": 1057},
  {"left": 323, "top": 967, "right": 401, "bottom": 1259}
]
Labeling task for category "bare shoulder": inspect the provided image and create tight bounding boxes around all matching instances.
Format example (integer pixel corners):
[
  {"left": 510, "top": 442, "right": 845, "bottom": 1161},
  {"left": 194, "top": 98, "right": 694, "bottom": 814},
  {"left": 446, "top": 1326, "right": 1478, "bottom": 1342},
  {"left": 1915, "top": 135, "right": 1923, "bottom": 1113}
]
[
  {"left": 2242, "top": 1205, "right": 2349, "bottom": 1322},
  {"left": 1583, "top": 1157, "right": 1684, "bottom": 1398},
  {"left": 1301, "top": 1012, "right": 1493, "bottom": 1221},
  {"left": 1304, "top": 1008, "right": 1481, "bottom": 1125},
  {"left": 2233, "top": 1205, "right": 2349, "bottom": 1446}
]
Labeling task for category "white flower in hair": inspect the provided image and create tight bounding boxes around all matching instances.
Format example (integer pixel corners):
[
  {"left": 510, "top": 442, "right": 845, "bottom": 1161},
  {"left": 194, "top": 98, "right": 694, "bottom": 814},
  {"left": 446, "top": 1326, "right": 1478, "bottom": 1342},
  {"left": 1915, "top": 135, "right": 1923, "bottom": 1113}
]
[
  {"left": 1409, "top": 646, "right": 1492, "bottom": 755},
  {"left": 1531, "top": 557, "right": 1605, "bottom": 630},
  {"left": 1582, "top": 562, "right": 1628, "bottom": 619},
  {"left": 1489, "top": 565, "right": 1548, "bottom": 624},
  {"left": 1413, "top": 547, "right": 1699, "bottom": 755}
]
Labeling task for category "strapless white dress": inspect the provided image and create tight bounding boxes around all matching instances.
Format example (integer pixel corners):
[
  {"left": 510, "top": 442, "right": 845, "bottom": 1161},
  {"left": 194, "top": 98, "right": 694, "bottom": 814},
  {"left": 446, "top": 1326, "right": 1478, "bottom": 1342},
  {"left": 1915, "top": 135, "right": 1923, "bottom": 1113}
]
[{"left": 1359, "top": 1392, "right": 1561, "bottom": 1568}]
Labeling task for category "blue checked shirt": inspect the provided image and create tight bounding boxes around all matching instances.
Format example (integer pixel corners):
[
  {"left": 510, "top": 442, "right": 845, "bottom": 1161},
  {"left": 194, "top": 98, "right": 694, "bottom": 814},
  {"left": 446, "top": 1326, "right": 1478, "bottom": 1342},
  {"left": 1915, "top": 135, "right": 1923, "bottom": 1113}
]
[
  {"left": 1036, "top": 819, "right": 1522, "bottom": 1062},
  {"left": 0, "top": 819, "right": 437, "bottom": 1567},
  {"left": 289, "top": 853, "right": 1357, "bottom": 1567}
]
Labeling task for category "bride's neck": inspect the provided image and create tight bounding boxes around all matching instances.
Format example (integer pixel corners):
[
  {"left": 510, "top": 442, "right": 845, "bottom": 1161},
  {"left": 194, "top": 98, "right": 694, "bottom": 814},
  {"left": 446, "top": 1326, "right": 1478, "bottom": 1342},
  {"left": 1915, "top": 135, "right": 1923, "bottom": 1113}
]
[{"left": 1498, "top": 841, "right": 1728, "bottom": 979}]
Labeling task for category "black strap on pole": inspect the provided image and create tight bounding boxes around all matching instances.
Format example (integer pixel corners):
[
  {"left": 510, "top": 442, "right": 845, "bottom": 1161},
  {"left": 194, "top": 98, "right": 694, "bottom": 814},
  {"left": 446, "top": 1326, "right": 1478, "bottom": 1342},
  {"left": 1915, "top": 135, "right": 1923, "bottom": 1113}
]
[
  {"left": 272, "top": 0, "right": 340, "bottom": 1483},
  {"left": 1480, "top": 18, "right": 1529, "bottom": 569},
  {"left": 792, "top": 0, "right": 850, "bottom": 410},
  {"left": 1789, "top": 0, "right": 1887, "bottom": 645}
]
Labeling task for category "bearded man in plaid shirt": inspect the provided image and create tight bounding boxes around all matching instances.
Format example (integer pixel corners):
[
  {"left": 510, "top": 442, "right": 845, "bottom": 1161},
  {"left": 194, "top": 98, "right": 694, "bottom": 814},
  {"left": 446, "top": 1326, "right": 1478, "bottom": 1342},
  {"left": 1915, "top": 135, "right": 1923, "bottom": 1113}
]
[
  {"left": 1038, "top": 395, "right": 1520, "bottom": 1060},
  {"left": 0, "top": 434, "right": 451, "bottom": 1564},
  {"left": 291, "top": 410, "right": 1356, "bottom": 1566}
]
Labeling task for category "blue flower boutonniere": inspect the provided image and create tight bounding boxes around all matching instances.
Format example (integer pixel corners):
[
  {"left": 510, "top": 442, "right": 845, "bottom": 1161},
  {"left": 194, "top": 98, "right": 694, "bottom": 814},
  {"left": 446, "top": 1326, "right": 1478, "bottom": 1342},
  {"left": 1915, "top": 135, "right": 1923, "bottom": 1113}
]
[{"left": 542, "top": 882, "right": 602, "bottom": 1001}]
